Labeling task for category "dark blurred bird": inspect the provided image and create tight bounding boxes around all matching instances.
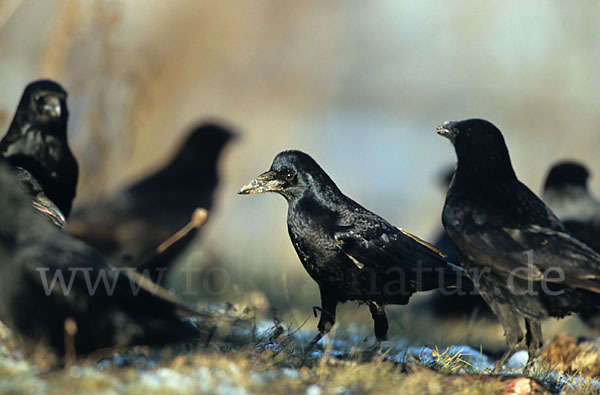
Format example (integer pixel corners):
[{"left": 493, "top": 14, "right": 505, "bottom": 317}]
[
  {"left": 239, "top": 150, "right": 471, "bottom": 347},
  {"left": 543, "top": 161, "right": 600, "bottom": 253},
  {"left": 438, "top": 119, "right": 600, "bottom": 370},
  {"left": 0, "top": 159, "right": 200, "bottom": 356},
  {"left": 543, "top": 161, "right": 600, "bottom": 328},
  {"left": 1, "top": 80, "right": 78, "bottom": 218},
  {"left": 67, "top": 123, "right": 235, "bottom": 265},
  {"left": 135, "top": 208, "right": 209, "bottom": 284},
  {"left": 429, "top": 167, "right": 494, "bottom": 319}
]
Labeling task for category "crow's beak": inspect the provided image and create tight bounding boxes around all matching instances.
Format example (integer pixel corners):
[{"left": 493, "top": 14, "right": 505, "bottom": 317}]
[
  {"left": 238, "top": 170, "right": 285, "bottom": 195},
  {"left": 436, "top": 121, "right": 458, "bottom": 143},
  {"left": 32, "top": 197, "right": 66, "bottom": 228},
  {"left": 42, "top": 96, "right": 62, "bottom": 118}
]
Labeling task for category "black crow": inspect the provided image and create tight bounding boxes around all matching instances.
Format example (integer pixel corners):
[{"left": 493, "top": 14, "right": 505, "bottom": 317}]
[
  {"left": 68, "top": 123, "right": 235, "bottom": 266},
  {"left": 543, "top": 161, "right": 600, "bottom": 253},
  {"left": 0, "top": 160, "right": 201, "bottom": 356},
  {"left": 239, "top": 150, "right": 471, "bottom": 347},
  {"left": 1, "top": 80, "right": 78, "bottom": 218},
  {"left": 438, "top": 119, "right": 600, "bottom": 370}
]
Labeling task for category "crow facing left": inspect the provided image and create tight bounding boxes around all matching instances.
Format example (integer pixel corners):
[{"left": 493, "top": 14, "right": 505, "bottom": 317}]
[
  {"left": 438, "top": 118, "right": 600, "bottom": 371},
  {"left": 0, "top": 160, "right": 200, "bottom": 356},
  {"left": 239, "top": 150, "right": 471, "bottom": 347},
  {"left": 1, "top": 80, "right": 78, "bottom": 219}
]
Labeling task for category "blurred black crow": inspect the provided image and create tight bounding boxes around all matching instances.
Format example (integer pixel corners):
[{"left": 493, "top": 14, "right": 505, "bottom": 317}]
[
  {"left": 429, "top": 167, "right": 494, "bottom": 319},
  {"left": 1, "top": 80, "right": 78, "bottom": 218},
  {"left": 0, "top": 159, "right": 201, "bottom": 356},
  {"left": 239, "top": 150, "right": 471, "bottom": 347},
  {"left": 438, "top": 119, "right": 600, "bottom": 370},
  {"left": 543, "top": 161, "right": 600, "bottom": 252},
  {"left": 68, "top": 123, "right": 234, "bottom": 265},
  {"left": 135, "top": 208, "right": 209, "bottom": 284}
]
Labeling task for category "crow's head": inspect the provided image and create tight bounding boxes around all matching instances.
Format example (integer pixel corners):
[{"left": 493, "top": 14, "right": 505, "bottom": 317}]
[
  {"left": 544, "top": 161, "right": 590, "bottom": 191},
  {"left": 167, "top": 122, "right": 236, "bottom": 174},
  {"left": 239, "top": 150, "right": 337, "bottom": 201},
  {"left": 437, "top": 118, "right": 514, "bottom": 180},
  {"left": 19, "top": 80, "right": 68, "bottom": 126}
]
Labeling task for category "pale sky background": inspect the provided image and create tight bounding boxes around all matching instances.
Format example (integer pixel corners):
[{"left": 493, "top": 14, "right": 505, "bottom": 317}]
[{"left": 1, "top": 1, "right": 599, "bottom": 301}]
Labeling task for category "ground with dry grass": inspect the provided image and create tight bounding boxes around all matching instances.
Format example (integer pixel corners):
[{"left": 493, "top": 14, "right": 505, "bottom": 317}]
[{"left": 1, "top": 301, "right": 600, "bottom": 395}]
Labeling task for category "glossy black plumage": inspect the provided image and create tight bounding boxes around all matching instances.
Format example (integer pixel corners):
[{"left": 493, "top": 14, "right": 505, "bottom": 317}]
[
  {"left": 13, "top": 166, "right": 66, "bottom": 228},
  {"left": 239, "top": 150, "right": 471, "bottom": 344},
  {"left": 0, "top": 160, "right": 200, "bottom": 356},
  {"left": 1, "top": 80, "right": 78, "bottom": 218},
  {"left": 438, "top": 119, "right": 600, "bottom": 370},
  {"left": 68, "top": 123, "right": 234, "bottom": 265},
  {"left": 429, "top": 167, "right": 493, "bottom": 319}
]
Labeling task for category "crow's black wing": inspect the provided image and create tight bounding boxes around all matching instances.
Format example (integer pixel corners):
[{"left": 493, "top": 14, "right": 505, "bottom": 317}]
[
  {"left": 13, "top": 166, "right": 66, "bottom": 227},
  {"left": 445, "top": 182, "right": 600, "bottom": 293},
  {"left": 333, "top": 208, "right": 468, "bottom": 291}
]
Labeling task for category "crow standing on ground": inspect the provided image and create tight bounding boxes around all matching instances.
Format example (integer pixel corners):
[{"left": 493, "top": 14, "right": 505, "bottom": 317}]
[
  {"left": 1, "top": 80, "right": 78, "bottom": 219},
  {"left": 543, "top": 161, "right": 600, "bottom": 253},
  {"left": 68, "top": 123, "right": 235, "bottom": 266},
  {"left": 0, "top": 160, "right": 200, "bottom": 356},
  {"left": 239, "top": 150, "right": 471, "bottom": 347},
  {"left": 438, "top": 119, "right": 600, "bottom": 370}
]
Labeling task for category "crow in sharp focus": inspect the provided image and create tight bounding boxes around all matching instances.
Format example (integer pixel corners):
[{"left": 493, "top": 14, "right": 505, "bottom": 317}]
[
  {"left": 438, "top": 119, "right": 600, "bottom": 370},
  {"left": 239, "top": 150, "right": 471, "bottom": 347},
  {"left": 429, "top": 166, "right": 494, "bottom": 319},
  {"left": 0, "top": 160, "right": 201, "bottom": 356},
  {"left": 1, "top": 80, "right": 78, "bottom": 218},
  {"left": 67, "top": 123, "right": 235, "bottom": 266},
  {"left": 543, "top": 161, "right": 600, "bottom": 253}
]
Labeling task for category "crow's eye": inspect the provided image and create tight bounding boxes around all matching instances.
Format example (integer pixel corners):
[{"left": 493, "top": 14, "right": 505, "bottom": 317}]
[
  {"left": 33, "top": 94, "right": 41, "bottom": 102},
  {"left": 283, "top": 171, "right": 295, "bottom": 180}
]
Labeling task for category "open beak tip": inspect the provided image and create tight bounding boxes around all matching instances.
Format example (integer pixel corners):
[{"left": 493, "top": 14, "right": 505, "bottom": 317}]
[{"left": 436, "top": 121, "right": 457, "bottom": 141}]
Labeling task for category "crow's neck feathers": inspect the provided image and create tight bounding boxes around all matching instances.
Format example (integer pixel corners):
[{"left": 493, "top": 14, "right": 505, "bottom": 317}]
[{"left": 452, "top": 135, "right": 517, "bottom": 188}]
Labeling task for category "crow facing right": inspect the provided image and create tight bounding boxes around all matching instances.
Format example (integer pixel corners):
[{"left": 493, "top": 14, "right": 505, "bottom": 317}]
[
  {"left": 239, "top": 150, "right": 471, "bottom": 347},
  {"left": 68, "top": 122, "right": 235, "bottom": 266}
]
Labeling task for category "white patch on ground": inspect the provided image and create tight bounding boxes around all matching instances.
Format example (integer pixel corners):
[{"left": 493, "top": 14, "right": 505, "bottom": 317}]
[{"left": 0, "top": 356, "right": 47, "bottom": 394}]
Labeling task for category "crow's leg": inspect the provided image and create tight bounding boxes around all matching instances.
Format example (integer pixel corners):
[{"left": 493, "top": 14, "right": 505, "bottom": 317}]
[
  {"left": 524, "top": 319, "right": 542, "bottom": 373},
  {"left": 305, "top": 288, "right": 338, "bottom": 352},
  {"left": 368, "top": 302, "right": 388, "bottom": 341},
  {"left": 485, "top": 301, "right": 525, "bottom": 371}
]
